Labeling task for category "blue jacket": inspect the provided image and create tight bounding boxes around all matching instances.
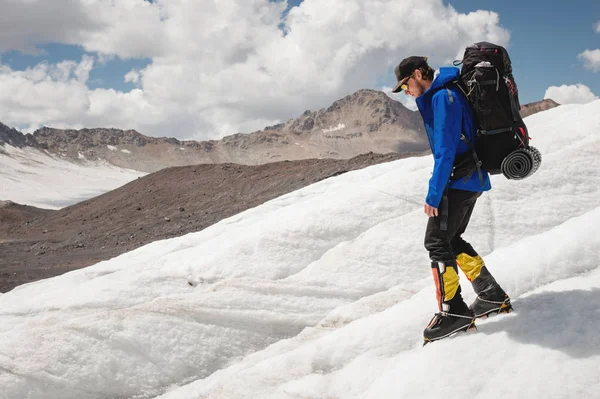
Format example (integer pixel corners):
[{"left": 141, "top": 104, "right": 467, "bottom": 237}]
[{"left": 416, "top": 67, "right": 491, "bottom": 208}]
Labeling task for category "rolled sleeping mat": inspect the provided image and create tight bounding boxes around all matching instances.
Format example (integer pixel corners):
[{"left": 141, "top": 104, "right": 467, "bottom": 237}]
[{"left": 500, "top": 146, "right": 542, "bottom": 180}]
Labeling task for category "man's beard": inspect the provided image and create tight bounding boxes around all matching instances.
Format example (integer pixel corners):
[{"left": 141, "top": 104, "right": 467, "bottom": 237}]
[{"left": 415, "top": 80, "right": 427, "bottom": 97}]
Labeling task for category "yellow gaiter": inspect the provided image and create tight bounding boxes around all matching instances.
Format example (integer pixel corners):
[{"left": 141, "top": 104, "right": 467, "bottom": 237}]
[
  {"left": 456, "top": 253, "right": 485, "bottom": 282},
  {"left": 431, "top": 261, "right": 460, "bottom": 311}
]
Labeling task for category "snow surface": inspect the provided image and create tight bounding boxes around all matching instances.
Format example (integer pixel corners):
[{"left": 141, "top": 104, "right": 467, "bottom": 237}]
[
  {"left": 1, "top": 101, "right": 599, "bottom": 398},
  {"left": 0, "top": 145, "right": 145, "bottom": 209}
]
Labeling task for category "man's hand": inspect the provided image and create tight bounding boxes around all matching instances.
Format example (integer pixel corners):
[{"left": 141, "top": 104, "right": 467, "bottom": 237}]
[{"left": 424, "top": 204, "right": 438, "bottom": 218}]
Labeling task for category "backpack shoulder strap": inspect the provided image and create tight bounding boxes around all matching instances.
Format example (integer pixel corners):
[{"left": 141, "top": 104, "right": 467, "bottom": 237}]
[
  {"left": 443, "top": 81, "right": 485, "bottom": 187},
  {"left": 445, "top": 80, "right": 469, "bottom": 99},
  {"left": 446, "top": 87, "right": 454, "bottom": 104}
]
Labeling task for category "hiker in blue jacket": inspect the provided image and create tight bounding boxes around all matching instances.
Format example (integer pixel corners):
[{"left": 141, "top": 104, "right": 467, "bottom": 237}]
[{"left": 391, "top": 56, "right": 512, "bottom": 344}]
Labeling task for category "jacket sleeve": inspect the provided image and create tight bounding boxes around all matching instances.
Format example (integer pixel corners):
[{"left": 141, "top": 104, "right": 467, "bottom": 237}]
[{"left": 425, "top": 90, "right": 462, "bottom": 208}]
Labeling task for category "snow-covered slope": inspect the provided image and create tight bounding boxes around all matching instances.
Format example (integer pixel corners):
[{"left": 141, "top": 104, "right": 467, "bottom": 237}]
[
  {"left": 0, "top": 101, "right": 599, "bottom": 399},
  {"left": 0, "top": 145, "right": 145, "bottom": 209}
]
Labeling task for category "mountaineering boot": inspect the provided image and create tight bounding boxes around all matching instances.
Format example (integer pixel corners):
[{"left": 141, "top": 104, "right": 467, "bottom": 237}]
[
  {"left": 423, "top": 299, "right": 475, "bottom": 345},
  {"left": 455, "top": 253, "right": 513, "bottom": 318},
  {"left": 471, "top": 295, "right": 512, "bottom": 318},
  {"left": 470, "top": 266, "right": 512, "bottom": 318},
  {"left": 424, "top": 260, "right": 476, "bottom": 345}
]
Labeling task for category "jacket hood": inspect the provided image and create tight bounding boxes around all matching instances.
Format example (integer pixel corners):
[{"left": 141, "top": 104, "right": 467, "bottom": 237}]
[
  {"left": 427, "top": 67, "right": 460, "bottom": 93},
  {"left": 416, "top": 67, "right": 461, "bottom": 110}
]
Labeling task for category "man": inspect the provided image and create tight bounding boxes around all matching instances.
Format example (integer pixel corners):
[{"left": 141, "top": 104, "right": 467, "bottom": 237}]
[{"left": 391, "top": 56, "right": 512, "bottom": 344}]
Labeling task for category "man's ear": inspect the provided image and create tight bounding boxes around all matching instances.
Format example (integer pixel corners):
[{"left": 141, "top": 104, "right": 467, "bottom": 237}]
[{"left": 414, "top": 69, "right": 423, "bottom": 80}]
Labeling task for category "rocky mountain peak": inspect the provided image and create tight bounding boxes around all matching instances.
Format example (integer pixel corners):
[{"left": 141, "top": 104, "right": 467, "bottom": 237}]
[
  {"left": 0, "top": 122, "right": 38, "bottom": 148},
  {"left": 272, "top": 89, "right": 422, "bottom": 136}
]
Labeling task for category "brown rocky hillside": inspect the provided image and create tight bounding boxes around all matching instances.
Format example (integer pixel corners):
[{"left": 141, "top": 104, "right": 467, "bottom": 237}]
[{"left": 0, "top": 152, "right": 423, "bottom": 293}]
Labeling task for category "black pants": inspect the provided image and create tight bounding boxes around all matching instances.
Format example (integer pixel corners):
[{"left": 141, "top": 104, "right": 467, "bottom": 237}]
[{"left": 424, "top": 189, "right": 482, "bottom": 263}]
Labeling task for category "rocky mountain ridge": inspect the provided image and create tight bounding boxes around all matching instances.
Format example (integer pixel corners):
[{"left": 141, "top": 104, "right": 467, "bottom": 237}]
[
  {"left": 1, "top": 89, "right": 427, "bottom": 172},
  {"left": 0, "top": 90, "right": 560, "bottom": 173}
]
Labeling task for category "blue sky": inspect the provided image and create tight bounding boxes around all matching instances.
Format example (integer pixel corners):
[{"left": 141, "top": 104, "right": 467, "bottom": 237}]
[
  {"left": 0, "top": 44, "right": 151, "bottom": 91},
  {"left": 0, "top": 0, "right": 598, "bottom": 138}
]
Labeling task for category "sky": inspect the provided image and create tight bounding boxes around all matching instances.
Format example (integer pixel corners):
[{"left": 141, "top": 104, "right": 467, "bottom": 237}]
[
  {"left": 0, "top": 0, "right": 598, "bottom": 140},
  {"left": 1, "top": 101, "right": 600, "bottom": 398}
]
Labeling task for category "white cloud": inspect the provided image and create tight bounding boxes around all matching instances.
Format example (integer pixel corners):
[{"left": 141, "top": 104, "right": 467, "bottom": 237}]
[
  {"left": 0, "top": 0, "right": 96, "bottom": 54},
  {"left": 0, "top": 0, "right": 510, "bottom": 139},
  {"left": 0, "top": 57, "right": 92, "bottom": 122},
  {"left": 0, "top": 0, "right": 166, "bottom": 57},
  {"left": 0, "top": 57, "right": 162, "bottom": 133},
  {"left": 124, "top": 70, "right": 140, "bottom": 84},
  {"left": 595, "top": 21, "right": 600, "bottom": 33},
  {"left": 544, "top": 84, "right": 598, "bottom": 105},
  {"left": 578, "top": 49, "right": 600, "bottom": 72}
]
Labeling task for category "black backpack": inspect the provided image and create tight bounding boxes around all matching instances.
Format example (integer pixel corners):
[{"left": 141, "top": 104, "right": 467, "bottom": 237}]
[{"left": 451, "top": 41, "right": 540, "bottom": 179}]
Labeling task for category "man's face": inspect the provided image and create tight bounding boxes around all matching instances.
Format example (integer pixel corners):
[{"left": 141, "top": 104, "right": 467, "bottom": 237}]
[{"left": 403, "top": 70, "right": 428, "bottom": 98}]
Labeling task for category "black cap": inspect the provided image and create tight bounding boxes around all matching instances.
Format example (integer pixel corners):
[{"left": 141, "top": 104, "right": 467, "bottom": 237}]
[{"left": 391, "top": 56, "right": 428, "bottom": 93}]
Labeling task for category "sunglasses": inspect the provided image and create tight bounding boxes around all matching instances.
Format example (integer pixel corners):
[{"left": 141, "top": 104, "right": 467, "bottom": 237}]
[{"left": 400, "top": 73, "right": 414, "bottom": 92}]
